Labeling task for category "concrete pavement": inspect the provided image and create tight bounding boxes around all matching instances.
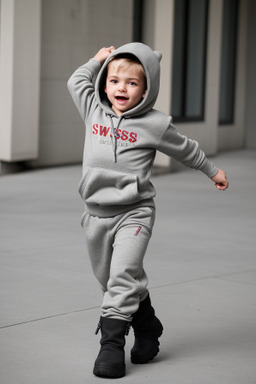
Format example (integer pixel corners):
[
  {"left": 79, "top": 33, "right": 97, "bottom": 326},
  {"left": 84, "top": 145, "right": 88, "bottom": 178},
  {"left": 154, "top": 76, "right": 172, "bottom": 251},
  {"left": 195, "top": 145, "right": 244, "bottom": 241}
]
[{"left": 1, "top": 149, "right": 256, "bottom": 383}]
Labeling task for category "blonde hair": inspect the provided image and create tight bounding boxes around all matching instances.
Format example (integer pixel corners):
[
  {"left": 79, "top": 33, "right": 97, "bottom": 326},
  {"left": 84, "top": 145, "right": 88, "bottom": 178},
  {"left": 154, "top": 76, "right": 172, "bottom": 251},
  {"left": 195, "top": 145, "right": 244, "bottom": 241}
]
[{"left": 108, "top": 54, "right": 147, "bottom": 88}]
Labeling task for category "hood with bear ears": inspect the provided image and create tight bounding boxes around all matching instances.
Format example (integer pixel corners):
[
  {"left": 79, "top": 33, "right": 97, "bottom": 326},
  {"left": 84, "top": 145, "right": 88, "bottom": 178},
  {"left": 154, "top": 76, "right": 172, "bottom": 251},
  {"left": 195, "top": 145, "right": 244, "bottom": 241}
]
[{"left": 95, "top": 42, "right": 162, "bottom": 118}]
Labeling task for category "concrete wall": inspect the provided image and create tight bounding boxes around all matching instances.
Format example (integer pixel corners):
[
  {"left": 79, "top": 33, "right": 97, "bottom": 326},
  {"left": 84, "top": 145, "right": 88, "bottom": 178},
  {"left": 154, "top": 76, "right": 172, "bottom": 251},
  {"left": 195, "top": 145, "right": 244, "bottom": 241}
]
[
  {"left": 30, "top": 0, "right": 133, "bottom": 167},
  {"left": 143, "top": 0, "right": 175, "bottom": 168},
  {"left": 0, "top": 0, "right": 41, "bottom": 164},
  {"left": 218, "top": 0, "right": 248, "bottom": 151},
  {"left": 245, "top": 0, "right": 256, "bottom": 149}
]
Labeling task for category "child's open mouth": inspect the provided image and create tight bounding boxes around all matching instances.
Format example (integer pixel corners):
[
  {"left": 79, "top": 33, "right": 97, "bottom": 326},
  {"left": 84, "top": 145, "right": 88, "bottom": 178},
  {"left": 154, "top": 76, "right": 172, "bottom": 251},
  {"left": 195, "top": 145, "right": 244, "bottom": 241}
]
[
  {"left": 115, "top": 96, "right": 128, "bottom": 101},
  {"left": 115, "top": 96, "right": 129, "bottom": 105}
]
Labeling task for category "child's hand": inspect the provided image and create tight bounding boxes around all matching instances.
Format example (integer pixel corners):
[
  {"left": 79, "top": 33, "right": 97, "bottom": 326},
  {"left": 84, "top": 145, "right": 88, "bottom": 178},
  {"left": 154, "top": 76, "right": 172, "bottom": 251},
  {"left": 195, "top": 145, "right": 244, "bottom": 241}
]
[
  {"left": 94, "top": 46, "right": 115, "bottom": 65},
  {"left": 211, "top": 168, "right": 229, "bottom": 191}
]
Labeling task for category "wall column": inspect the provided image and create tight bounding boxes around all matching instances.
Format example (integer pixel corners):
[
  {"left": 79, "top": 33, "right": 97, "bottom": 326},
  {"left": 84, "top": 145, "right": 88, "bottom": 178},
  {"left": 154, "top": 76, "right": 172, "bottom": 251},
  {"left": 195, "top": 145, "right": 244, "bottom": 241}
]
[
  {"left": 142, "top": 0, "right": 175, "bottom": 167},
  {"left": 0, "top": 0, "right": 41, "bottom": 167}
]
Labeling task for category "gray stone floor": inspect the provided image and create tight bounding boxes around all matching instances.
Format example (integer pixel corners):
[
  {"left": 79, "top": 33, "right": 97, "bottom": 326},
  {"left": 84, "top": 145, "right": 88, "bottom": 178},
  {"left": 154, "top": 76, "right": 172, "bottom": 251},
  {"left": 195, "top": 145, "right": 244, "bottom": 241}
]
[{"left": 1, "top": 149, "right": 256, "bottom": 383}]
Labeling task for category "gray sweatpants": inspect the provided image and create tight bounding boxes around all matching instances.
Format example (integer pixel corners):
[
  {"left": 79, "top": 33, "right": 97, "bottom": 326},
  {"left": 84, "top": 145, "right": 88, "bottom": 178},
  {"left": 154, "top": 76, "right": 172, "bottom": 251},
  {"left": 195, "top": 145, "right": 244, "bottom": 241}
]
[{"left": 81, "top": 206, "right": 155, "bottom": 321}]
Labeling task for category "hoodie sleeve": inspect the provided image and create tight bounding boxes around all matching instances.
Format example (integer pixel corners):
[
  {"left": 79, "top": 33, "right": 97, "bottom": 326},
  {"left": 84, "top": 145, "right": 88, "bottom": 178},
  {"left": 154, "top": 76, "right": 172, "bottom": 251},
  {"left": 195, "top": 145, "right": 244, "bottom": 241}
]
[
  {"left": 157, "top": 119, "right": 218, "bottom": 178},
  {"left": 67, "top": 58, "right": 101, "bottom": 122}
]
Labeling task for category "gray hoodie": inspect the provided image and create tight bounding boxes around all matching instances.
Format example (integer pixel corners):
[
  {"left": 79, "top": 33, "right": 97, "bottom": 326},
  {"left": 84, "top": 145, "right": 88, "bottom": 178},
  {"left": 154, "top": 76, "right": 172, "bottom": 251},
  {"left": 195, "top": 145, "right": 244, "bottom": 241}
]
[{"left": 67, "top": 42, "right": 218, "bottom": 217}]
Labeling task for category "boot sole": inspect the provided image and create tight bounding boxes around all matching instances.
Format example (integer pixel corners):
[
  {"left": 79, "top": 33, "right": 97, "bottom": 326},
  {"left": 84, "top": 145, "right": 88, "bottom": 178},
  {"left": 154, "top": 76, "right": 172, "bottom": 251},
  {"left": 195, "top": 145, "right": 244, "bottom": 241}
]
[
  {"left": 131, "top": 345, "right": 160, "bottom": 364},
  {"left": 93, "top": 364, "right": 125, "bottom": 378},
  {"left": 131, "top": 328, "right": 163, "bottom": 364}
]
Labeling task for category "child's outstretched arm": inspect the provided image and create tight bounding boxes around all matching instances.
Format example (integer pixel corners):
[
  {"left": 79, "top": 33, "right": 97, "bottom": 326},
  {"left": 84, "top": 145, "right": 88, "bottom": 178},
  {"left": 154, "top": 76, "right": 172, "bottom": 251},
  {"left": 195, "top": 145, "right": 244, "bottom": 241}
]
[
  {"left": 94, "top": 46, "right": 115, "bottom": 65},
  {"left": 211, "top": 169, "right": 229, "bottom": 190}
]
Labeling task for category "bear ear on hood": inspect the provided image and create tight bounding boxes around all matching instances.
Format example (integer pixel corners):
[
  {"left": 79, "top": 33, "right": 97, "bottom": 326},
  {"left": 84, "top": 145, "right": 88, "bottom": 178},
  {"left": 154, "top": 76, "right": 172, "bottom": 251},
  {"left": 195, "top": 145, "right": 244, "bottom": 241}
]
[{"left": 154, "top": 51, "right": 162, "bottom": 62}]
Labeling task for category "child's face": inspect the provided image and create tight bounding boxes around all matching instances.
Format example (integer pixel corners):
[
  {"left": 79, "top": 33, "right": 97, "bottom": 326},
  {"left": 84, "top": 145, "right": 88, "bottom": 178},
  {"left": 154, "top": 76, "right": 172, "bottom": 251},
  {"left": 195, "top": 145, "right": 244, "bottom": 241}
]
[{"left": 105, "top": 60, "right": 147, "bottom": 116}]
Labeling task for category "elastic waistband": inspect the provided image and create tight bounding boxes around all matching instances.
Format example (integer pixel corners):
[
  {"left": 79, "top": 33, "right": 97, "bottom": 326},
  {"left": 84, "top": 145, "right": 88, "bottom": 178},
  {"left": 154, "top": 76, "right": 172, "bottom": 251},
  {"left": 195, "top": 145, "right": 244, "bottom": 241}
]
[{"left": 83, "top": 198, "right": 155, "bottom": 218}]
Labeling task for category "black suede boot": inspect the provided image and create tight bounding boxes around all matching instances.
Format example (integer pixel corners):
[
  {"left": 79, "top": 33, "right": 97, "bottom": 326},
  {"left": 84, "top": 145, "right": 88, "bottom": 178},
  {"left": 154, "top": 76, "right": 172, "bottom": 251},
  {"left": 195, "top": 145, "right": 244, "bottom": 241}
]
[
  {"left": 93, "top": 316, "right": 130, "bottom": 378},
  {"left": 131, "top": 295, "right": 163, "bottom": 364}
]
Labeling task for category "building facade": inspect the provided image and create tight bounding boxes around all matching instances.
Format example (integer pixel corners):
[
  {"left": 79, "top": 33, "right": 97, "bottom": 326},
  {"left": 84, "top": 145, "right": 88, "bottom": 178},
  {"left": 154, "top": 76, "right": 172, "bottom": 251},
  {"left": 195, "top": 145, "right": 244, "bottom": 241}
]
[{"left": 0, "top": 0, "right": 255, "bottom": 174}]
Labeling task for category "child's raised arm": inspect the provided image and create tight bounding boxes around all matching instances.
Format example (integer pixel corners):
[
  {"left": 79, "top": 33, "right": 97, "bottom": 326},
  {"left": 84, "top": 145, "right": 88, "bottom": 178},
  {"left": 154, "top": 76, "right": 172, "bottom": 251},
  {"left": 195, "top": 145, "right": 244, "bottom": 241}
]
[{"left": 211, "top": 169, "right": 229, "bottom": 190}]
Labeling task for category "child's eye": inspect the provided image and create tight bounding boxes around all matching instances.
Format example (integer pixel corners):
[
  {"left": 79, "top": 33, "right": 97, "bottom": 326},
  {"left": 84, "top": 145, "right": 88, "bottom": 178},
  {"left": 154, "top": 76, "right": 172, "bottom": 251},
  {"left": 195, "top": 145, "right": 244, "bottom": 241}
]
[
  {"left": 129, "top": 82, "right": 137, "bottom": 86},
  {"left": 110, "top": 80, "right": 118, "bottom": 84}
]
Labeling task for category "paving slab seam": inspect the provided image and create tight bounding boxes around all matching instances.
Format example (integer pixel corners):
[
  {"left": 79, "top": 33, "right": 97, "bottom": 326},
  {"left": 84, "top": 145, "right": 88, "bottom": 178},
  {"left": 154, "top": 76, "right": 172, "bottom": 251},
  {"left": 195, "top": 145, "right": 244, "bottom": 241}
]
[
  {"left": 217, "top": 276, "right": 256, "bottom": 286},
  {"left": 148, "top": 268, "right": 256, "bottom": 291},
  {"left": 2, "top": 268, "right": 255, "bottom": 330},
  {"left": 0, "top": 305, "right": 100, "bottom": 330}
]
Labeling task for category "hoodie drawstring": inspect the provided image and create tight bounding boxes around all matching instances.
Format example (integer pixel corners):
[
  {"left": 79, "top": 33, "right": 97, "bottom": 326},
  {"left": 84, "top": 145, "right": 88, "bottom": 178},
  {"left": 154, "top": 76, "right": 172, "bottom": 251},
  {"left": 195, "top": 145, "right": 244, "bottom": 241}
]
[{"left": 109, "top": 115, "right": 123, "bottom": 163}]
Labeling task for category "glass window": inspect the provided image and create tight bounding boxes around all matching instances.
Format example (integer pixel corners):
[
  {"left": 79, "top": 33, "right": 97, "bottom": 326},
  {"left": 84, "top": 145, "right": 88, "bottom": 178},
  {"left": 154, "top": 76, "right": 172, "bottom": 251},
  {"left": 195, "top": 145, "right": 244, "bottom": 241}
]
[
  {"left": 171, "top": 0, "right": 208, "bottom": 121},
  {"left": 133, "top": 0, "right": 144, "bottom": 42},
  {"left": 219, "top": 0, "right": 239, "bottom": 125}
]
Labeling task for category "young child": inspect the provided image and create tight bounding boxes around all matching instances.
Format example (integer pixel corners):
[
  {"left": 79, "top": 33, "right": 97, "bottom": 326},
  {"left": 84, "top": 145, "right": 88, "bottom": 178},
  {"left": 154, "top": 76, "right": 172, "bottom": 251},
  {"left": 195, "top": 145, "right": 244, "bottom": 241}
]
[{"left": 67, "top": 43, "right": 229, "bottom": 378}]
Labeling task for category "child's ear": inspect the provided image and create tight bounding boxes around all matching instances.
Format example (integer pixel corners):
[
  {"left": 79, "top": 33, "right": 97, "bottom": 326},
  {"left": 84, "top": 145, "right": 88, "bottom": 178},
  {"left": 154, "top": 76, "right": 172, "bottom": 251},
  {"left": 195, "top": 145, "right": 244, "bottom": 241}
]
[
  {"left": 104, "top": 84, "right": 107, "bottom": 93},
  {"left": 142, "top": 89, "right": 147, "bottom": 98}
]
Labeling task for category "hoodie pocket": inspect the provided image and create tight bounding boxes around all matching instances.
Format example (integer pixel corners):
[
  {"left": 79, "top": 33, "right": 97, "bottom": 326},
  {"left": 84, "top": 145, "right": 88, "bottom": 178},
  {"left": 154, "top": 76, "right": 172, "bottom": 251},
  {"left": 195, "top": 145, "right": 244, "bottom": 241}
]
[{"left": 78, "top": 166, "right": 139, "bottom": 206}]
